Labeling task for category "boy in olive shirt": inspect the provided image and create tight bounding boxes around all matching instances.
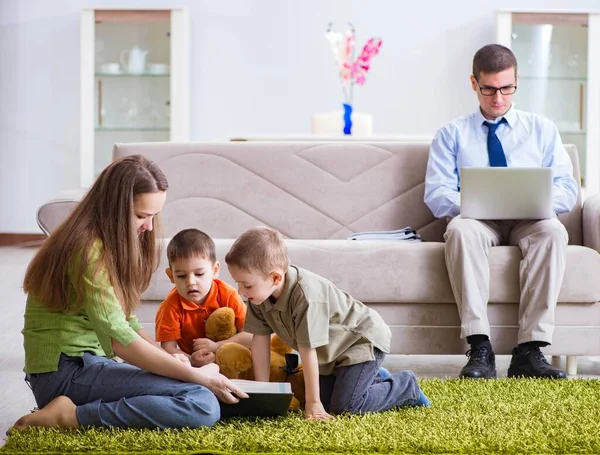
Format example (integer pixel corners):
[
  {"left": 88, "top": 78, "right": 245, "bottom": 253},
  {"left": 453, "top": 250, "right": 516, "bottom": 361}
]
[{"left": 225, "top": 226, "right": 430, "bottom": 420}]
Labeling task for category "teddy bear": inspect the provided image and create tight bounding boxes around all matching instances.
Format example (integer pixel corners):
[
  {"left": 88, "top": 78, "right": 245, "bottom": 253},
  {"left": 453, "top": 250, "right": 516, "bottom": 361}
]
[{"left": 203, "top": 307, "right": 305, "bottom": 410}]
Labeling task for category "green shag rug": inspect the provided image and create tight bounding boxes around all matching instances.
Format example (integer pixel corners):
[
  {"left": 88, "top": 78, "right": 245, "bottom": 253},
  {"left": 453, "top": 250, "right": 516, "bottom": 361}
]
[{"left": 3, "top": 378, "right": 600, "bottom": 455}]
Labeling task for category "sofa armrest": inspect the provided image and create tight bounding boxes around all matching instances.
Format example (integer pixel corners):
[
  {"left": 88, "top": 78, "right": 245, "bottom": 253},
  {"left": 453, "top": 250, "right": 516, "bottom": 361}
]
[
  {"left": 582, "top": 193, "right": 600, "bottom": 253},
  {"left": 37, "top": 188, "right": 88, "bottom": 235}
]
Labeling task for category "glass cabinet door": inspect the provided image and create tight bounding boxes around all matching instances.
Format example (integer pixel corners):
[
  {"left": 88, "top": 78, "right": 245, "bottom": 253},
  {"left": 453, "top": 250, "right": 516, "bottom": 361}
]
[
  {"left": 510, "top": 14, "right": 587, "bottom": 182},
  {"left": 80, "top": 8, "right": 190, "bottom": 186},
  {"left": 497, "top": 11, "right": 600, "bottom": 193},
  {"left": 94, "top": 11, "right": 171, "bottom": 175}
]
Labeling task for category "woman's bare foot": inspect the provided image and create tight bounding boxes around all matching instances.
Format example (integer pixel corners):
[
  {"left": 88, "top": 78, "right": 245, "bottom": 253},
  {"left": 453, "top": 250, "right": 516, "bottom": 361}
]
[{"left": 11, "top": 396, "right": 79, "bottom": 431}]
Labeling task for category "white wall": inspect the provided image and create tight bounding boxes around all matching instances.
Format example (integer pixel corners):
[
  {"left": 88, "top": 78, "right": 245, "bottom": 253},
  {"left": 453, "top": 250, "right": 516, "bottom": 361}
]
[{"left": 1, "top": 0, "right": 599, "bottom": 233}]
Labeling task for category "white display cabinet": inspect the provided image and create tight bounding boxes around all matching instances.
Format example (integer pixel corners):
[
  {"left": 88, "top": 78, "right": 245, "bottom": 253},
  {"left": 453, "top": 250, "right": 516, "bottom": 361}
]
[
  {"left": 497, "top": 10, "right": 600, "bottom": 193},
  {"left": 80, "top": 8, "right": 190, "bottom": 186}
]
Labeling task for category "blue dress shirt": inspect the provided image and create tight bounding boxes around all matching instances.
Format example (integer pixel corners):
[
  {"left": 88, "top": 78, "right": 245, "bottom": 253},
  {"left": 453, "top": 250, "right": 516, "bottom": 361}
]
[{"left": 424, "top": 106, "right": 578, "bottom": 219}]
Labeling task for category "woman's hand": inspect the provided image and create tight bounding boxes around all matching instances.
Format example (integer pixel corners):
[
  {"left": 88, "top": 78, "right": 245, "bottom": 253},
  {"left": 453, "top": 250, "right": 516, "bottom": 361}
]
[
  {"left": 112, "top": 338, "right": 244, "bottom": 403},
  {"left": 194, "top": 363, "right": 249, "bottom": 404}
]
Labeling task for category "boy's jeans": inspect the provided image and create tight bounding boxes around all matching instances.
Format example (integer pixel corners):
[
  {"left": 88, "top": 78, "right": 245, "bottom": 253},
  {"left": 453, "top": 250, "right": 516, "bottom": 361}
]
[
  {"left": 26, "top": 352, "right": 220, "bottom": 429},
  {"left": 319, "top": 348, "right": 421, "bottom": 414}
]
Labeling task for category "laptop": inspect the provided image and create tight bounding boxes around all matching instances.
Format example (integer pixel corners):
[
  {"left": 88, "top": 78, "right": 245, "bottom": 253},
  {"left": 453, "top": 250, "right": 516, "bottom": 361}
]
[{"left": 460, "top": 167, "right": 553, "bottom": 220}]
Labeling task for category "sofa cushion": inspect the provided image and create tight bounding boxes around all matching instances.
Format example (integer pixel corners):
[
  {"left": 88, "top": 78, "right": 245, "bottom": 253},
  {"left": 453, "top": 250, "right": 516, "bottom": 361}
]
[{"left": 142, "top": 240, "right": 600, "bottom": 305}]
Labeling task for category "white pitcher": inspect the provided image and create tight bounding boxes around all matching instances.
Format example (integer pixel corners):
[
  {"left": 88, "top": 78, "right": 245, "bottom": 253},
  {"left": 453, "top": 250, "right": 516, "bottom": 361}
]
[{"left": 120, "top": 45, "right": 148, "bottom": 74}]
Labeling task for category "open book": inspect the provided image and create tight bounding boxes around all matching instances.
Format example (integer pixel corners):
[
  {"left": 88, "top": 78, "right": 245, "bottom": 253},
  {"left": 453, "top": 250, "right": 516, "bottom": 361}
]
[{"left": 220, "top": 380, "right": 294, "bottom": 419}]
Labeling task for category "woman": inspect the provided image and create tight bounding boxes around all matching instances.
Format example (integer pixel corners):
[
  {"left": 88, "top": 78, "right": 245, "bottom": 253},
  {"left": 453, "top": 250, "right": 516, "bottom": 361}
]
[{"left": 13, "top": 155, "right": 246, "bottom": 430}]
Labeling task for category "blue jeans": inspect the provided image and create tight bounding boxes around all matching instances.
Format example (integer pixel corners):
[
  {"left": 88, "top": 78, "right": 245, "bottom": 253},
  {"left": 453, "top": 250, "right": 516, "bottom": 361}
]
[
  {"left": 319, "top": 348, "right": 420, "bottom": 414},
  {"left": 26, "top": 352, "right": 220, "bottom": 429}
]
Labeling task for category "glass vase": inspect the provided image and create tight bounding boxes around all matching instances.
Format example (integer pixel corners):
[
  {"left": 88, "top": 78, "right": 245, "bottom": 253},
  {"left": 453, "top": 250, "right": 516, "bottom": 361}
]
[{"left": 342, "top": 103, "right": 353, "bottom": 135}]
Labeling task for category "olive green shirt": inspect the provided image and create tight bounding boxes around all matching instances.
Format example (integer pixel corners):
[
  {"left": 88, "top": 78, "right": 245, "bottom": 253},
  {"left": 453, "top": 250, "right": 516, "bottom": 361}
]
[
  {"left": 244, "top": 266, "right": 391, "bottom": 375},
  {"left": 22, "top": 241, "right": 143, "bottom": 374}
]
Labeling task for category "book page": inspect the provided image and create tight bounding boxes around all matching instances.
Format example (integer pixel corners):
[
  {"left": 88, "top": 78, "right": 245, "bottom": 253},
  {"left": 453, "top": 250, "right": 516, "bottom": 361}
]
[{"left": 229, "top": 379, "right": 292, "bottom": 394}]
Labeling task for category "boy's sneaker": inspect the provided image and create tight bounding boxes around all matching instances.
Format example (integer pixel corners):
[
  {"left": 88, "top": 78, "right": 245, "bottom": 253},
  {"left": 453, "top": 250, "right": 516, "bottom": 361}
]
[
  {"left": 378, "top": 367, "right": 392, "bottom": 380},
  {"left": 414, "top": 389, "right": 431, "bottom": 407}
]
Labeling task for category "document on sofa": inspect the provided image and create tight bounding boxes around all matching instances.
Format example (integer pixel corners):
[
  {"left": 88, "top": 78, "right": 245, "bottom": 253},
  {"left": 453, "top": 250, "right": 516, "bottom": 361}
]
[
  {"left": 348, "top": 227, "right": 421, "bottom": 241},
  {"left": 220, "top": 380, "right": 294, "bottom": 419}
]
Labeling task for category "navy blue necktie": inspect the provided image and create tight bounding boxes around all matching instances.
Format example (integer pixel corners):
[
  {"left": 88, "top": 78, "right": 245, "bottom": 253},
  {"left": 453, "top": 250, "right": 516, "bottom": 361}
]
[{"left": 483, "top": 118, "right": 507, "bottom": 167}]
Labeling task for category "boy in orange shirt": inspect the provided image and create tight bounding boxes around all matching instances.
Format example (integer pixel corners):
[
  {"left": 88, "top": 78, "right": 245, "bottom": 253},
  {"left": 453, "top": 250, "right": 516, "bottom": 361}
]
[{"left": 155, "top": 229, "right": 252, "bottom": 367}]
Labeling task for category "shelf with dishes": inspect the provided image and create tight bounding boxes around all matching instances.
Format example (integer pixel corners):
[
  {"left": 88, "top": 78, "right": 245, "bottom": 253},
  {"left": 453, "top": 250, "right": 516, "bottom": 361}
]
[
  {"left": 95, "top": 75, "right": 170, "bottom": 131},
  {"left": 98, "top": 58, "right": 169, "bottom": 77},
  {"left": 95, "top": 94, "right": 171, "bottom": 130},
  {"left": 95, "top": 101, "right": 170, "bottom": 130}
]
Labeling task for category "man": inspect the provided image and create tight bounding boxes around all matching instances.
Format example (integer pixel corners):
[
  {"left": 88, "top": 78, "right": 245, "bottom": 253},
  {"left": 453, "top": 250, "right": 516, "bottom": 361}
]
[{"left": 424, "top": 44, "right": 578, "bottom": 379}]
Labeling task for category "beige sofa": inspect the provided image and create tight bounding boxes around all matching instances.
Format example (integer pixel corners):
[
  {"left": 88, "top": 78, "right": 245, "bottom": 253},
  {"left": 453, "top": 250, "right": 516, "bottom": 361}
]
[{"left": 38, "top": 141, "right": 600, "bottom": 371}]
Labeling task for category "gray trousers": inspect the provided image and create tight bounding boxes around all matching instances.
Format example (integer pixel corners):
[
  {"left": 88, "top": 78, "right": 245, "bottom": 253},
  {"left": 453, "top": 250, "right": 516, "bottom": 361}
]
[
  {"left": 444, "top": 215, "right": 568, "bottom": 344},
  {"left": 26, "top": 352, "right": 220, "bottom": 429},
  {"left": 319, "top": 348, "right": 421, "bottom": 414}
]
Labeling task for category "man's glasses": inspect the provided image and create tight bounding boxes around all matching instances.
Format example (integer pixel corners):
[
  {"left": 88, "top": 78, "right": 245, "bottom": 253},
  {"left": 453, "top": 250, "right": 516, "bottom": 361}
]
[{"left": 476, "top": 81, "right": 517, "bottom": 96}]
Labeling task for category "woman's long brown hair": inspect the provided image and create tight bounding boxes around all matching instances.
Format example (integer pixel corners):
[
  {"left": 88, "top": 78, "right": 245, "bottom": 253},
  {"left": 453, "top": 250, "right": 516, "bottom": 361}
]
[{"left": 23, "top": 154, "right": 169, "bottom": 317}]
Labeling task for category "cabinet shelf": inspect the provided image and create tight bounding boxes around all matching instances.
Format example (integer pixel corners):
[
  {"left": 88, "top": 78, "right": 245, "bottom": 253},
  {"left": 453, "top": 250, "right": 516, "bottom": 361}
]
[
  {"left": 560, "top": 130, "right": 586, "bottom": 135},
  {"left": 95, "top": 127, "right": 169, "bottom": 132},
  {"left": 95, "top": 73, "right": 170, "bottom": 78},
  {"left": 520, "top": 76, "right": 587, "bottom": 81}
]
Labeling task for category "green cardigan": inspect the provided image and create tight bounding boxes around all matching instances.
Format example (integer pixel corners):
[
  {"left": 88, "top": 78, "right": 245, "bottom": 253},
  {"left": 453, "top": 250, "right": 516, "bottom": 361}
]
[{"left": 22, "top": 241, "right": 143, "bottom": 374}]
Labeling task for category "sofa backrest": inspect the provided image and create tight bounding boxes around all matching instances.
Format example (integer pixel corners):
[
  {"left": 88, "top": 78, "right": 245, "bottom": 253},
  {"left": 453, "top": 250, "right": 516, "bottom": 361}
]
[{"left": 113, "top": 142, "right": 583, "bottom": 244}]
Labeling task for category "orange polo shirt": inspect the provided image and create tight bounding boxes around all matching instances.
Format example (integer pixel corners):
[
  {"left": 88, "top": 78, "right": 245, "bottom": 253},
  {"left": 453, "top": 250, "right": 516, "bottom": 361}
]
[{"left": 154, "top": 279, "right": 246, "bottom": 355}]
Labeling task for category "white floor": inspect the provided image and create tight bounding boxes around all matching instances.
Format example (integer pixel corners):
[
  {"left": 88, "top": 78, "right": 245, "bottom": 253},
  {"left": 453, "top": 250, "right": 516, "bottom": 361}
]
[
  {"left": 1, "top": 246, "right": 38, "bottom": 446},
  {"left": 1, "top": 245, "right": 600, "bottom": 446}
]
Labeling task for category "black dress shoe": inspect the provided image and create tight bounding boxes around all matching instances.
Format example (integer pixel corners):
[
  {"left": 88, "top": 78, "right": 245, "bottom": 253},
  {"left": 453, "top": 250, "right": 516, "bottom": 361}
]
[
  {"left": 459, "top": 344, "right": 497, "bottom": 379},
  {"left": 507, "top": 346, "right": 567, "bottom": 379}
]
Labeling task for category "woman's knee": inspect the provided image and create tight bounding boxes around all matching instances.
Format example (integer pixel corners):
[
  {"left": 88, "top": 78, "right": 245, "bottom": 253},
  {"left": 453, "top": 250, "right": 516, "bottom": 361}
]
[
  {"left": 30, "top": 377, "right": 54, "bottom": 408},
  {"left": 180, "top": 386, "right": 221, "bottom": 428}
]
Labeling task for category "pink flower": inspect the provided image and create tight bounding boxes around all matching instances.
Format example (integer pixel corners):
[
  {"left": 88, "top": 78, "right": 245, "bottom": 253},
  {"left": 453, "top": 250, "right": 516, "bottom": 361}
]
[
  {"left": 352, "top": 38, "right": 383, "bottom": 86},
  {"left": 325, "top": 23, "right": 383, "bottom": 102}
]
